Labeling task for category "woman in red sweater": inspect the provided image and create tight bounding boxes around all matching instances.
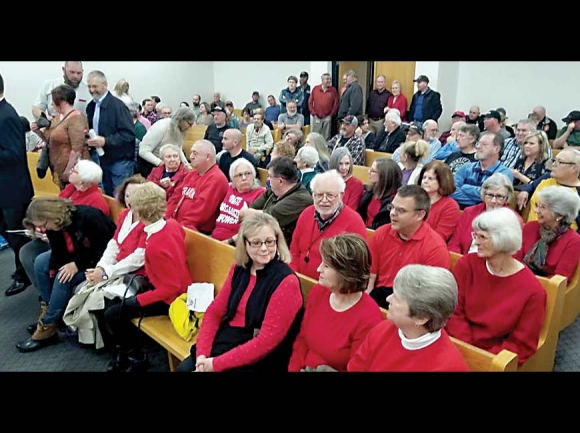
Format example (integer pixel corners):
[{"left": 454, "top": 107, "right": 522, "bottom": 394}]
[
  {"left": 146, "top": 143, "right": 189, "bottom": 202},
  {"left": 289, "top": 234, "right": 382, "bottom": 371},
  {"left": 59, "top": 158, "right": 110, "bottom": 217},
  {"left": 329, "top": 147, "right": 364, "bottom": 210},
  {"left": 384, "top": 80, "right": 408, "bottom": 122},
  {"left": 418, "top": 160, "right": 460, "bottom": 242},
  {"left": 176, "top": 213, "right": 304, "bottom": 372},
  {"left": 104, "top": 182, "right": 191, "bottom": 372},
  {"left": 448, "top": 173, "right": 522, "bottom": 254},
  {"left": 446, "top": 207, "right": 547, "bottom": 365},
  {"left": 514, "top": 186, "right": 580, "bottom": 281},
  {"left": 348, "top": 264, "right": 469, "bottom": 372}
]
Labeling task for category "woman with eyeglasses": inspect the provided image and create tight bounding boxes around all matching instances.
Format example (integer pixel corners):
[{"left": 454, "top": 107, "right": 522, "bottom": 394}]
[
  {"left": 514, "top": 186, "right": 580, "bottom": 281},
  {"left": 289, "top": 234, "right": 382, "bottom": 372},
  {"left": 176, "top": 213, "right": 304, "bottom": 372},
  {"left": 446, "top": 207, "right": 546, "bottom": 366},
  {"left": 147, "top": 143, "right": 189, "bottom": 202},
  {"left": 212, "top": 158, "right": 266, "bottom": 243},
  {"left": 137, "top": 107, "right": 194, "bottom": 177},
  {"left": 511, "top": 131, "right": 550, "bottom": 189},
  {"left": 448, "top": 173, "right": 523, "bottom": 254},
  {"left": 357, "top": 158, "right": 402, "bottom": 230}
]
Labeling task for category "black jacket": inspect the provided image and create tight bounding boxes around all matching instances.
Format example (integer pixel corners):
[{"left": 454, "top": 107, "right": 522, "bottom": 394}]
[
  {"left": 357, "top": 189, "right": 396, "bottom": 230},
  {"left": 408, "top": 88, "right": 443, "bottom": 122},
  {"left": 371, "top": 125, "right": 406, "bottom": 153},
  {"left": 337, "top": 82, "right": 363, "bottom": 119}
]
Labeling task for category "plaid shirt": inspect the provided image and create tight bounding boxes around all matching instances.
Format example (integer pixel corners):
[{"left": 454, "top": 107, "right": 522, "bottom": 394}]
[
  {"left": 500, "top": 137, "right": 521, "bottom": 169},
  {"left": 327, "top": 133, "right": 366, "bottom": 166}
]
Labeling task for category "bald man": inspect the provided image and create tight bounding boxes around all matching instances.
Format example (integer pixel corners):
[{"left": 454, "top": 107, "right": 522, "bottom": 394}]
[{"left": 219, "top": 128, "right": 257, "bottom": 181}]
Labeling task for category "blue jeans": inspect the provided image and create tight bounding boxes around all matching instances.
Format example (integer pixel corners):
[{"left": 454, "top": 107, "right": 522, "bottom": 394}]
[
  {"left": 101, "top": 159, "right": 134, "bottom": 197},
  {"left": 34, "top": 250, "right": 86, "bottom": 325},
  {"left": 19, "top": 239, "right": 51, "bottom": 288}
]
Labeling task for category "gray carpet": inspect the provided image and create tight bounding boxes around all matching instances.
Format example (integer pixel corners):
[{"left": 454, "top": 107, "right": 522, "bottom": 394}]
[{"left": 0, "top": 247, "right": 578, "bottom": 371}]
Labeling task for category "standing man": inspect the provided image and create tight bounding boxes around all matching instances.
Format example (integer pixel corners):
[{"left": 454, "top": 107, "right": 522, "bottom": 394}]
[
  {"left": 408, "top": 75, "right": 442, "bottom": 123},
  {"left": 86, "top": 70, "right": 136, "bottom": 196},
  {"left": 191, "top": 94, "right": 202, "bottom": 118},
  {"left": 0, "top": 73, "right": 34, "bottom": 296},
  {"left": 32, "top": 61, "right": 91, "bottom": 119},
  {"left": 337, "top": 70, "right": 363, "bottom": 121},
  {"left": 366, "top": 75, "right": 391, "bottom": 135},
  {"left": 308, "top": 73, "right": 339, "bottom": 140},
  {"left": 299, "top": 71, "right": 311, "bottom": 127}
]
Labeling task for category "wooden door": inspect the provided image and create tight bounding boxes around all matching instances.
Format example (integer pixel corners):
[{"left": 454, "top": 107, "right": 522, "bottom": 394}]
[
  {"left": 373, "top": 62, "right": 416, "bottom": 111},
  {"left": 337, "top": 61, "right": 370, "bottom": 115}
]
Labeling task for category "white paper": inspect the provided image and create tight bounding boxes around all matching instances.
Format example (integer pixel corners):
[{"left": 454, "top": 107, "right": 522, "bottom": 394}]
[
  {"left": 102, "top": 283, "right": 135, "bottom": 300},
  {"left": 186, "top": 283, "right": 215, "bottom": 313}
]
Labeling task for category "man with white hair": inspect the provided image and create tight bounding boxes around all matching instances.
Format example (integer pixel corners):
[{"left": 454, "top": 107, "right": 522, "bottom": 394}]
[
  {"left": 289, "top": 170, "right": 367, "bottom": 279},
  {"left": 166, "top": 139, "right": 229, "bottom": 234},
  {"left": 371, "top": 111, "right": 406, "bottom": 153}
]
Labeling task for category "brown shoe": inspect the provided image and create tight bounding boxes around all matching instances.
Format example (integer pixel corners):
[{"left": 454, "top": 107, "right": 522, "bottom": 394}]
[
  {"left": 27, "top": 302, "right": 49, "bottom": 335},
  {"left": 32, "top": 322, "right": 58, "bottom": 341},
  {"left": 17, "top": 321, "right": 59, "bottom": 353}
]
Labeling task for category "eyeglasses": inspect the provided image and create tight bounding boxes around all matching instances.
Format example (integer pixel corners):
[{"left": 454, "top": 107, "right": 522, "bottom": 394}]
[
  {"left": 471, "top": 232, "right": 491, "bottom": 242},
  {"left": 386, "top": 204, "right": 418, "bottom": 215},
  {"left": 313, "top": 192, "right": 339, "bottom": 201},
  {"left": 551, "top": 158, "right": 576, "bottom": 166},
  {"left": 245, "top": 238, "right": 277, "bottom": 248},
  {"left": 233, "top": 171, "right": 253, "bottom": 179},
  {"left": 484, "top": 193, "right": 507, "bottom": 201},
  {"left": 369, "top": 169, "right": 379, "bottom": 174}
]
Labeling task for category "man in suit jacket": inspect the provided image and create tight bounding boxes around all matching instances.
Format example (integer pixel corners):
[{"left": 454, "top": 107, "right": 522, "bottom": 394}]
[
  {"left": 0, "top": 73, "right": 34, "bottom": 296},
  {"left": 408, "top": 75, "right": 443, "bottom": 123},
  {"left": 86, "top": 70, "right": 136, "bottom": 196}
]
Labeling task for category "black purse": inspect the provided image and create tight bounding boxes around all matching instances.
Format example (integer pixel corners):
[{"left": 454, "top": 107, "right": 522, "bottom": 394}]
[{"left": 122, "top": 274, "right": 154, "bottom": 298}]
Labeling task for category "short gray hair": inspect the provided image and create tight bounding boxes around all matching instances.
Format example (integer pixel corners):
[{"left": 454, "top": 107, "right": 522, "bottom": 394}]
[
  {"left": 229, "top": 158, "right": 260, "bottom": 190},
  {"left": 75, "top": 159, "right": 103, "bottom": 185},
  {"left": 295, "top": 146, "right": 319, "bottom": 168},
  {"left": 560, "top": 148, "right": 580, "bottom": 166},
  {"left": 385, "top": 111, "right": 402, "bottom": 126},
  {"left": 537, "top": 185, "right": 580, "bottom": 226},
  {"left": 481, "top": 173, "right": 514, "bottom": 203},
  {"left": 310, "top": 169, "right": 346, "bottom": 194},
  {"left": 393, "top": 265, "right": 458, "bottom": 333},
  {"left": 127, "top": 101, "right": 139, "bottom": 117},
  {"left": 472, "top": 207, "right": 522, "bottom": 255},
  {"left": 159, "top": 143, "right": 181, "bottom": 158},
  {"left": 87, "top": 70, "right": 107, "bottom": 84}
]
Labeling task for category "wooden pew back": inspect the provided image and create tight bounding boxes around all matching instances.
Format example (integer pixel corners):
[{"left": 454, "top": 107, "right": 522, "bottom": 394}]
[
  {"left": 352, "top": 165, "right": 370, "bottom": 185},
  {"left": 27, "top": 151, "right": 60, "bottom": 197},
  {"left": 365, "top": 150, "right": 392, "bottom": 167},
  {"left": 560, "top": 261, "right": 580, "bottom": 330},
  {"left": 183, "top": 125, "right": 208, "bottom": 160}
]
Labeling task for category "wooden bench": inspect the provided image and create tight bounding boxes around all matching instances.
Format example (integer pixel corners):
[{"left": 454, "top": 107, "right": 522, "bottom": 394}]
[
  {"left": 365, "top": 150, "right": 392, "bottom": 167},
  {"left": 352, "top": 164, "right": 370, "bottom": 185},
  {"left": 27, "top": 151, "right": 60, "bottom": 197},
  {"left": 560, "top": 261, "right": 580, "bottom": 331},
  {"left": 183, "top": 125, "right": 208, "bottom": 159},
  {"left": 257, "top": 167, "right": 268, "bottom": 187}
]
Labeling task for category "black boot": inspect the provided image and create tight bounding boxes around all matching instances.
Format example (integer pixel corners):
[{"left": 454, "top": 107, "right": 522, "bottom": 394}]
[
  {"left": 125, "top": 351, "right": 150, "bottom": 373},
  {"left": 106, "top": 348, "right": 129, "bottom": 372}
]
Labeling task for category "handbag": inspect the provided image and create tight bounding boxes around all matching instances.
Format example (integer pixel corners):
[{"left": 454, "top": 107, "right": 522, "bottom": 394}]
[
  {"left": 168, "top": 293, "right": 204, "bottom": 342},
  {"left": 36, "top": 145, "right": 50, "bottom": 179},
  {"left": 122, "top": 273, "right": 154, "bottom": 298}
]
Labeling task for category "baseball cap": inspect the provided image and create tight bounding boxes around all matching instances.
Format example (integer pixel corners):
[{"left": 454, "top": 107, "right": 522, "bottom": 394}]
[
  {"left": 413, "top": 75, "right": 429, "bottom": 84},
  {"left": 211, "top": 106, "right": 226, "bottom": 114},
  {"left": 407, "top": 124, "right": 424, "bottom": 136},
  {"left": 483, "top": 110, "right": 502, "bottom": 122},
  {"left": 562, "top": 110, "right": 580, "bottom": 123},
  {"left": 340, "top": 115, "right": 358, "bottom": 127},
  {"left": 252, "top": 91, "right": 260, "bottom": 97},
  {"left": 452, "top": 110, "right": 466, "bottom": 119},
  {"left": 300, "top": 71, "right": 309, "bottom": 78}
]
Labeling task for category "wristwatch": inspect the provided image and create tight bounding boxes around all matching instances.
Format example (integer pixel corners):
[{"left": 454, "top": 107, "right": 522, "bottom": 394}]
[{"left": 99, "top": 267, "right": 109, "bottom": 281}]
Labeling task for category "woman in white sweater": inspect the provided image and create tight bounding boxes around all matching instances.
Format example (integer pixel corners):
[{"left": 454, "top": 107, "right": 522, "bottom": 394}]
[{"left": 137, "top": 107, "right": 194, "bottom": 177}]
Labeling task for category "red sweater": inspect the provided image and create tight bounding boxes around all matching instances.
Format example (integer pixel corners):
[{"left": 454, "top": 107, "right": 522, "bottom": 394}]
[
  {"left": 371, "top": 222, "right": 450, "bottom": 288},
  {"left": 308, "top": 84, "right": 340, "bottom": 119},
  {"left": 426, "top": 196, "right": 460, "bottom": 242},
  {"left": 165, "top": 164, "right": 229, "bottom": 233},
  {"left": 448, "top": 203, "right": 524, "bottom": 254},
  {"left": 147, "top": 163, "right": 189, "bottom": 202},
  {"left": 446, "top": 253, "right": 546, "bottom": 364},
  {"left": 112, "top": 209, "right": 146, "bottom": 266},
  {"left": 387, "top": 94, "right": 409, "bottom": 122},
  {"left": 212, "top": 184, "right": 266, "bottom": 241},
  {"left": 343, "top": 176, "right": 364, "bottom": 210},
  {"left": 288, "top": 284, "right": 382, "bottom": 371},
  {"left": 59, "top": 184, "right": 110, "bottom": 217},
  {"left": 347, "top": 320, "right": 469, "bottom": 372},
  {"left": 513, "top": 221, "right": 580, "bottom": 281},
  {"left": 136, "top": 219, "right": 191, "bottom": 307},
  {"left": 290, "top": 205, "right": 367, "bottom": 279},
  {"left": 196, "top": 265, "right": 303, "bottom": 372}
]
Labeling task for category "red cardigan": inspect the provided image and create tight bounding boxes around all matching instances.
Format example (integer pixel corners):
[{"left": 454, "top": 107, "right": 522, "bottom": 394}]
[
  {"left": 289, "top": 205, "right": 367, "bottom": 279},
  {"left": 446, "top": 253, "right": 546, "bottom": 364},
  {"left": 147, "top": 163, "right": 189, "bottom": 202},
  {"left": 513, "top": 221, "right": 580, "bottom": 281},
  {"left": 59, "top": 184, "right": 110, "bottom": 217},
  {"left": 426, "top": 196, "right": 460, "bottom": 242},
  {"left": 343, "top": 176, "right": 364, "bottom": 210}
]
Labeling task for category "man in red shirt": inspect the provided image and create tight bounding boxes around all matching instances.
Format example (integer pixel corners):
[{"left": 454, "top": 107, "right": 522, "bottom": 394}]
[
  {"left": 308, "top": 73, "right": 339, "bottom": 140},
  {"left": 166, "top": 139, "right": 229, "bottom": 234},
  {"left": 367, "top": 184, "right": 450, "bottom": 309}
]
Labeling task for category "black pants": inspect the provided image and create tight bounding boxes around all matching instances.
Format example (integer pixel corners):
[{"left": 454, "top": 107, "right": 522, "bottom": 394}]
[
  {"left": 0, "top": 202, "right": 31, "bottom": 283},
  {"left": 101, "top": 297, "right": 168, "bottom": 353},
  {"left": 369, "top": 286, "right": 393, "bottom": 310}
]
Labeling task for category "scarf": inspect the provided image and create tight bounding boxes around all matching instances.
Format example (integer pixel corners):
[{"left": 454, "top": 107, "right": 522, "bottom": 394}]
[
  {"left": 523, "top": 224, "right": 569, "bottom": 275},
  {"left": 314, "top": 203, "right": 343, "bottom": 232}
]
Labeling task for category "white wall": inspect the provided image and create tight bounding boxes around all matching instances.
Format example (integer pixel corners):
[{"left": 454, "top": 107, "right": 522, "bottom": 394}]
[
  {"left": 436, "top": 62, "right": 460, "bottom": 131},
  {"left": 0, "top": 61, "right": 214, "bottom": 119}
]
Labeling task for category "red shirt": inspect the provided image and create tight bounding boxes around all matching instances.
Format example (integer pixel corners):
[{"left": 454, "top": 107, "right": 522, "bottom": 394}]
[
  {"left": 308, "top": 84, "right": 340, "bottom": 119},
  {"left": 446, "top": 253, "right": 546, "bottom": 364},
  {"left": 289, "top": 205, "right": 367, "bottom": 279},
  {"left": 196, "top": 265, "right": 303, "bottom": 372},
  {"left": 370, "top": 222, "right": 450, "bottom": 288},
  {"left": 147, "top": 163, "right": 189, "bottom": 202},
  {"left": 343, "top": 176, "right": 364, "bottom": 210},
  {"left": 365, "top": 197, "right": 382, "bottom": 227},
  {"left": 166, "top": 164, "right": 229, "bottom": 233},
  {"left": 513, "top": 221, "right": 580, "bottom": 281},
  {"left": 288, "top": 284, "right": 382, "bottom": 371},
  {"left": 212, "top": 184, "right": 266, "bottom": 241},
  {"left": 59, "top": 184, "right": 110, "bottom": 217},
  {"left": 347, "top": 320, "right": 469, "bottom": 372},
  {"left": 387, "top": 94, "right": 409, "bottom": 122},
  {"left": 426, "top": 196, "right": 460, "bottom": 242}
]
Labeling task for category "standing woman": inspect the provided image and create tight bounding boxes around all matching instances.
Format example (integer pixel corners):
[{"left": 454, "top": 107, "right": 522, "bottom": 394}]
[
  {"left": 16, "top": 197, "right": 116, "bottom": 353},
  {"left": 385, "top": 80, "right": 408, "bottom": 122},
  {"left": 288, "top": 234, "right": 382, "bottom": 372},
  {"left": 176, "top": 213, "right": 304, "bottom": 372},
  {"left": 103, "top": 182, "right": 191, "bottom": 372},
  {"left": 329, "top": 147, "right": 364, "bottom": 210},
  {"left": 31, "top": 84, "right": 90, "bottom": 189}
]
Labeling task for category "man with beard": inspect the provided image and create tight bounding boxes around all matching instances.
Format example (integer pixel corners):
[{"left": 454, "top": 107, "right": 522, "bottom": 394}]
[
  {"left": 32, "top": 61, "right": 91, "bottom": 120},
  {"left": 191, "top": 94, "right": 201, "bottom": 118}
]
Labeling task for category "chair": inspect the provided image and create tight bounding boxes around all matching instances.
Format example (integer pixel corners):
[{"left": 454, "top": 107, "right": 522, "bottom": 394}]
[{"left": 560, "top": 261, "right": 580, "bottom": 330}]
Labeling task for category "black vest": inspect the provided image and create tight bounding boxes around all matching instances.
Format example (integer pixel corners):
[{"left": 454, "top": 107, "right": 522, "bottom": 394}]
[{"left": 210, "top": 258, "right": 304, "bottom": 372}]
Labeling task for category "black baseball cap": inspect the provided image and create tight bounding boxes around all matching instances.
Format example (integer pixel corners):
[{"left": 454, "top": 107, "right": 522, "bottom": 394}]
[
  {"left": 413, "top": 75, "right": 429, "bottom": 84},
  {"left": 484, "top": 110, "right": 502, "bottom": 122},
  {"left": 562, "top": 110, "right": 580, "bottom": 123},
  {"left": 211, "top": 106, "right": 226, "bottom": 114}
]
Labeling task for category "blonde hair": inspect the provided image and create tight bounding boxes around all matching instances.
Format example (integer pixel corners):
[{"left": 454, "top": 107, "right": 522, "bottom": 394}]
[
  {"left": 130, "top": 182, "right": 167, "bottom": 223},
  {"left": 401, "top": 139, "right": 430, "bottom": 163},
  {"left": 234, "top": 213, "right": 290, "bottom": 267}
]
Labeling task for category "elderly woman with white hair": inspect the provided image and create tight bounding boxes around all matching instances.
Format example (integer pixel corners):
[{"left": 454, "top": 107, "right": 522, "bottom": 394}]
[
  {"left": 59, "top": 159, "right": 110, "bottom": 217},
  {"left": 446, "top": 207, "right": 547, "bottom": 366},
  {"left": 348, "top": 264, "right": 469, "bottom": 372},
  {"left": 514, "top": 186, "right": 580, "bottom": 281},
  {"left": 146, "top": 143, "right": 189, "bottom": 202},
  {"left": 137, "top": 106, "right": 194, "bottom": 177},
  {"left": 294, "top": 146, "right": 320, "bottom": 193},
  {"left": 212, "top": 158, "right": 266, "bottom": 243}
]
